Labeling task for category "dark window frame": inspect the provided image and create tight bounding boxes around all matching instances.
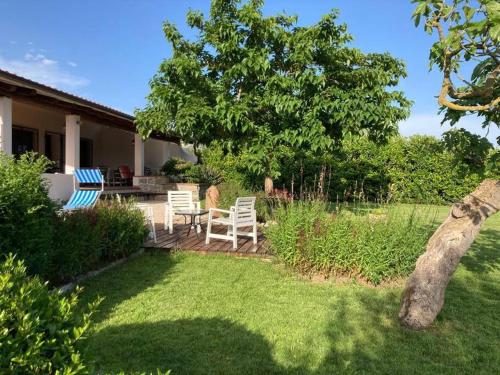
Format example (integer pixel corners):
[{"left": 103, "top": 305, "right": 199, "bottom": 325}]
[
  {"left": 12, "top": 124, "right": 39, "bottom": 156},
  {"left": 44, "top": 130, "right": 65, "bottom": 173},
  {"left": 80, "top": 137, "right": 94, "bottom": 168}
]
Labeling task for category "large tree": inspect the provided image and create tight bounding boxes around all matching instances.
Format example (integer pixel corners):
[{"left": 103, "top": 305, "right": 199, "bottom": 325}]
[
  {"left": 136, "top": 0, "right": 411, "bottom": 190},
  {"left": 399, "top": 0, "right": 499, "bottom": 330}
]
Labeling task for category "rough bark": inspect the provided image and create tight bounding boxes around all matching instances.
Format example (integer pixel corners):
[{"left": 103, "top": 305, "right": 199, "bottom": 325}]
[
  {"left": 399, "top": 179, "right": 500, "bottom": 330},
  {"left": 264, "top": 177, "right": 274, "bottom": 195}
]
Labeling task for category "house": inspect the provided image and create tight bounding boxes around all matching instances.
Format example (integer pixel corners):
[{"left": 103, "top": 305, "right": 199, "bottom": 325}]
[{"left": 0, "top": 69, "right": 195, "bottom": 201}]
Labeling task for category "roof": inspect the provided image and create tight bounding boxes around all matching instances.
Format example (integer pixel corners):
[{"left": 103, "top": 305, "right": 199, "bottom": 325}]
[{"left": 0, "top": 68, "right": 178, "bottom": 143}]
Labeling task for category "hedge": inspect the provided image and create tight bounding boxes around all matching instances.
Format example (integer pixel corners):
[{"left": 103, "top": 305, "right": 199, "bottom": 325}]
[{"left": 0, "top": 152, "right": 148, "bottom": 284}]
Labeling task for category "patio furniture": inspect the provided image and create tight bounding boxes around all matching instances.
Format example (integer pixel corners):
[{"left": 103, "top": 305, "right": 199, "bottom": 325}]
[
  {"left": 62, "top": 169, "right": 104, "bottom": 211},
  {"left": 107, "top": 169, "right": 124, "bottom": 186},
  {"left": 164, "top": 191, "right": 200, "bottom": 234},
  {"left": 175, "top": 209, "right": 209, "bottom": 238},
  {"left": 135, "top": 203, "right": 157, "bottom": 243},
  {"left": 119, "top": 165, "right": 133, "bottom": 186},
  {"left": 205, "top": 197, "right": 257, "bottom": 250},
  {"left": 98, "top": 166, "right": 111, "bottom": 186}
]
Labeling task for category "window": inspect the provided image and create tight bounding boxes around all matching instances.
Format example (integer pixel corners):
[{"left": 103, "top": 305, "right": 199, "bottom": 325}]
[{"left": 13, "top": 126, "right": 38, "bottom": 158}]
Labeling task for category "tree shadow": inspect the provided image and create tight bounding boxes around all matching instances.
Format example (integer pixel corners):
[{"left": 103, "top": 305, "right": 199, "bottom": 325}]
[
  {"left": 86, "top": 318, "right": 298, "bottom": 375},
  {"left": 316, "top": 274, "right": 499, "bottom": 375},
  {"left": 86, "top": 276, "right": 499, "bottom": 375},
  {"left": 79, "top": 240, "right": 499, "bottom": 374},
  {"left": 460, "top": 228, "right": 500, "bottom": 274},
  {"left": 79, "top": 253, "right": 179, "bottom": 324}
]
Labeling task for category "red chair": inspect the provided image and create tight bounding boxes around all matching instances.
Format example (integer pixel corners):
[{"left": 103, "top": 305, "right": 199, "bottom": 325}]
[{"left": 118, "top": 165, "right": 133, "bottom": 186}]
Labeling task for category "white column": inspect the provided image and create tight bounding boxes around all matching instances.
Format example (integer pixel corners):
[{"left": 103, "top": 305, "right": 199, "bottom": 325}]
[
  {"left": 0, "top": 97, "right": 12, "bottom": 155},
  {"left": 65, "top": 114, "right": 80, "bottom": 174},
  {"left": 134, "top": 133, "right": 144, "bottom": 176}
]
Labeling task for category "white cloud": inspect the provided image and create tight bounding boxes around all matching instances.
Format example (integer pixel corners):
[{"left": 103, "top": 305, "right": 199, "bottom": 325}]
[
  {"left": 67, "top": 61, "right": 77, "bottom": 67},
  {"left": 0, "top": 53, "right": 89, "bottom": 90},
  {"left": 399, "top": 113, "right": 500, "bottom": 145}
]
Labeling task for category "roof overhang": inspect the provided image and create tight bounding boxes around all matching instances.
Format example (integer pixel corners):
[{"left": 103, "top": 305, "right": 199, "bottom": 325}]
[{"left": 0, "top": 69, "right": 179, "bottom": 143}]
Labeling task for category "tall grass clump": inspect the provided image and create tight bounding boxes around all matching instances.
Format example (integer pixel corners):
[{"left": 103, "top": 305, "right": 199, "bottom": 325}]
[{"left": 265, "top": 201, "right": 438, "bottom": 284}]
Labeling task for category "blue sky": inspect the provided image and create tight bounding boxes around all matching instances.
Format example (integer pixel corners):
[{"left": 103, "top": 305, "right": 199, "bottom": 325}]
[{"left": 1, "top": 0, "right": 498, "bottom": 143}]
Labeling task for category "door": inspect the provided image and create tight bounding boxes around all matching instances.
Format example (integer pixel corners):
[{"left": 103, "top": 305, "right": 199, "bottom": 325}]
[
  {"left": 44, "top": 132, "right": 65, "bottom": 172},
  {"left": 80, "top": 138, "right": 93, "bottom": 168}
]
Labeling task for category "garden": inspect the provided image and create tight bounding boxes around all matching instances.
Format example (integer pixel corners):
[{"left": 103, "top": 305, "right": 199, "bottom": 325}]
[{"left": 1, "top": 0, "right": 499, "bottom": 374}]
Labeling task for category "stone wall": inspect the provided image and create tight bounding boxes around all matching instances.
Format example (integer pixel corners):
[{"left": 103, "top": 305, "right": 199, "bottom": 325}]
[{"left": 133, "top": 176, "right": 208, "bottom": 201}]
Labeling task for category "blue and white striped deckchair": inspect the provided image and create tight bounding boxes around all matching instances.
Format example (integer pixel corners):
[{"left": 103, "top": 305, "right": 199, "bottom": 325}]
[{"left": 63, "top": 169, "right": 104, "bottom": 211}]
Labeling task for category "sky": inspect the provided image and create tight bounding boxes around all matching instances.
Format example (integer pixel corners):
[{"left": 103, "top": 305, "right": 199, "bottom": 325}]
[{"left": 0, "top": 0, "right": 498, "bottom": 144}]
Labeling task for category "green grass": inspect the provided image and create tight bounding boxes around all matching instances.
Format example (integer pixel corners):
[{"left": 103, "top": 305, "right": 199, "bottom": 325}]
[{"left": 80, "top": 206, "right": 500, "bottom": 375}]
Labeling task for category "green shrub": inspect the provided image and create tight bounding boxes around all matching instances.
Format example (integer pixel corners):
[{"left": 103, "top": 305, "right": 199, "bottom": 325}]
[
  {"left": 160, "top": 157, "right": 193, "bottom": 178},
  {"left": 95, "top": 200, "right": 149, "bottom": 261},
  {"left": 385, "top": 136, "right": 483, "bottom": 204},
  {"left": 0, "top": 152, "right": 55, "bottom": 277},
  {"left": 275, "top": 135, "right": 490, "bottom": 204},
  {"left": 51, "top": 200, "right": 148, "bottom": 283},
  {"left": 217, "top": 181, "right": 253, "bottom": 210},
  {"left": 485, "top": 149, "right": 500, "bottom": 179},
  {"left": 0, "top": 254, "right": 100, "bottom": 374},
  {"left": 53, "top": 209, "right": 102, "bottom": 281},
  {"left": 0, "top": 152, "right": 148, "bottom": 284},
  {"left": 183, "top": 164, "right": 223, "bottom": 185},
  {"left": 265, "top": 201, "right": 438, "bottom": 284},
  {"left": 201, "top": 142, "right": 249, "bottom": 186}
]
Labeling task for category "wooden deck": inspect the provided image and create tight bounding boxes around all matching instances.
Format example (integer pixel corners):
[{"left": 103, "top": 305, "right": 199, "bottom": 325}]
[{"left": 143, "top": 223, "right": 270, "bottom": 257}]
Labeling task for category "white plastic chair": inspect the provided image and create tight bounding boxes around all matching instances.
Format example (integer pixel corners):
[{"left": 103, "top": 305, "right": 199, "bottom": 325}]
[
  {"left": 135, "top": 203, "right": 157, "bottom": 243},
  {"left": 205, "top": 197, "right": 257, "bottom": 250},
  {"left": 164, "top": 191, "right": 200, "bottom": 234}
]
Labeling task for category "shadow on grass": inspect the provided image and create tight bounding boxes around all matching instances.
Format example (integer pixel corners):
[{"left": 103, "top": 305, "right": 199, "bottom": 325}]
[
  {"left": 87, "top": 318, "right": 295, "bottom": 375},
  {"left": 81, "top": 225, "right": 499, "bottom": 375},
  {"left": 317, "top": 273, "right": 499, "bottom": 375},
  {"left": 460, "top": 228, "right": 500, "bottom": 274},
  {"left": 79, "top": 252, "right": 178, "bottom": 324},
  {"left": 85, "top": 273, "right": 499, "bottom": 375}
]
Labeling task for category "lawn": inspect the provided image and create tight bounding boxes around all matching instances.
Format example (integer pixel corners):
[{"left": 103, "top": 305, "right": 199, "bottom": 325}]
[{"left": 80, "top": 206, "right": 500, "bottom": 375}]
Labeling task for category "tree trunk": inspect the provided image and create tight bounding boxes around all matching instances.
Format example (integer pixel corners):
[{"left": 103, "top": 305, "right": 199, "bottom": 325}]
[
  {"left": 399, "top": 179, "right": 500, "bottom": 330},
  {"left": 264, "top": 176, "right": 274, "bottom": 195}
]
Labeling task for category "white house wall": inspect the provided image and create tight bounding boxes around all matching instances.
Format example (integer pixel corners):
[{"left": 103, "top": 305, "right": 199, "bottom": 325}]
[
  {"left": 12, "top": 100, "right": 193, "bottom": 172},
  {"left": 11, "top": 100, "right": 196, "bottom": 201},
  {"left": 42, "top": 172, "right": 74, "bottom": 202}
]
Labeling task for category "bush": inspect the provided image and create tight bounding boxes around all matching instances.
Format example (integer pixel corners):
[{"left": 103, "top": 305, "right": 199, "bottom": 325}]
[
  {"left": 51, "top": 200, "right": 149, "bottom": 283},
  {"left": 485, "top": 149, "right": 500, "bottom": 179},
  {"left": 160, "top": 157, "right": 193, "bottom": 179},
  {"left": 275, "top": 135, "right": 491, "bottom": 204},
  {"left": 385, "top": 136, "right": 483, "bottom": 204},
  {"left": 201, "top": 142, "right": 251, "bottom": 187},
  {"left": 0, "top": 151, "right": 148, "bottom": 284},
  {"left": 183, "top": 164, "right": 223, "bottom": 185},
  {"left": 0, "top": 254, "right": 100, "bottom": 374},
  {"left": 95, "top": 200, "right": 149, "bottom": 261},
  {"left": 265, "top": 201, "right": 438, "bottom": 284},
  {"left": 52, "top": 209, "right": 102, "bottom": 281},
  {"left": 0, "top": 153, "right": 56, "bottom": 277}
]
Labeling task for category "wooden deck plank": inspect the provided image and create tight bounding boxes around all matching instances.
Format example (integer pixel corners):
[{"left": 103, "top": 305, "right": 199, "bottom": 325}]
[{"left": 143, "top": 222, "right": 269, "bottom": 257}]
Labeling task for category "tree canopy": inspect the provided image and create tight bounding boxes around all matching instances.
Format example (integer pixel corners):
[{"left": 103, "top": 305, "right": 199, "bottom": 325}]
[
  {"left": 136, "top": 0, "right": 411, "bottom": 178},
  {"left": 412, "top": 0, "right": 499, "bottom": 142}
]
